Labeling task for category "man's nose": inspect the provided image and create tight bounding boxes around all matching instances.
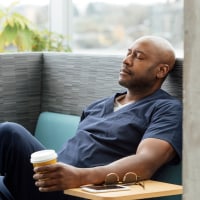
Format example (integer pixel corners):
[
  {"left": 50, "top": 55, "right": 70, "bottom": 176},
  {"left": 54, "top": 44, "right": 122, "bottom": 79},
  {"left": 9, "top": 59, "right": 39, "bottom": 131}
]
[{"left": 123, "top": 55, "right": 132, "bottom": 65}]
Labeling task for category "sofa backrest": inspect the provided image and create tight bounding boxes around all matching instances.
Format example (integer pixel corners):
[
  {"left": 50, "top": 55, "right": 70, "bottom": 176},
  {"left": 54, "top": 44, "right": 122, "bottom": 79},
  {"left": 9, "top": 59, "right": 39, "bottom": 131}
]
[
  {"left": 162, "top": 58, "right": 182, "bottom": 100},
  {"left": 0, "top": 53, "right": 43, "bottom": 132},
  {"left": 41, "top": 53, "right": 124, "bottom": 116},
  {"left": 42, "top": 52, "right": 183, "bottom": 116}
]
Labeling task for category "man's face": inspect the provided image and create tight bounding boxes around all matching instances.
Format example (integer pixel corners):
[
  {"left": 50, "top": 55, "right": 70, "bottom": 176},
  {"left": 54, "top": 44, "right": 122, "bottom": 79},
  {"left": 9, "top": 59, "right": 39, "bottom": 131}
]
[{"left": 118, "top": 39, "right": 161, "bottom": 92}]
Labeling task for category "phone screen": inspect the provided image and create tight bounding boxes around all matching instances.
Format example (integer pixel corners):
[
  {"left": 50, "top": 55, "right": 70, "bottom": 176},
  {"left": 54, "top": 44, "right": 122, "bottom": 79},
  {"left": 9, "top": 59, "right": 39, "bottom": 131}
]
[{"left": 81, "top": 185, "right": 130, "bottom": 193}]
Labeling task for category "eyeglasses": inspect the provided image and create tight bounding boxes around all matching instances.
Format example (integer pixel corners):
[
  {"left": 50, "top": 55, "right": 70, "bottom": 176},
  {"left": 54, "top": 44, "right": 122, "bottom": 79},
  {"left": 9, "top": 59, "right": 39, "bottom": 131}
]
[{"left": 104, "top": 172, "right": 145, "bottom": 189}]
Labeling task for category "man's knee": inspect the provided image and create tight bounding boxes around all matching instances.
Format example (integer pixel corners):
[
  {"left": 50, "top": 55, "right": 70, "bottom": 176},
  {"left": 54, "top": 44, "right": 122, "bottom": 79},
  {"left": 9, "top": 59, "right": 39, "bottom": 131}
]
[
  {"left": 0, "top": 121, "right": 45, "bottom": 160},
  {"left": 0, "top": 122, "right": 21, "bottom": 131},
  {"left": 0, "top": 122, "right": 29, "bottom": 137},
  {"left": 0, "top": 122, "right": 35, "bottom": 148}
]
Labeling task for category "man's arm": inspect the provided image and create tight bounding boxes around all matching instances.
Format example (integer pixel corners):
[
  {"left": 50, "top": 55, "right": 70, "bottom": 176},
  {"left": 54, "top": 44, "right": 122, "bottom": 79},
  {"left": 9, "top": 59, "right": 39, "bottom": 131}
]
[{"left": 33, "top": 138, "right": 176, "bottom": 192}]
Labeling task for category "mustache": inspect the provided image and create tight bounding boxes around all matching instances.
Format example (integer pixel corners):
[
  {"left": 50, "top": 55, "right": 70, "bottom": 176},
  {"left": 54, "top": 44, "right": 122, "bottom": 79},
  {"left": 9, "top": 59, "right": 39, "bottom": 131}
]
[{"left": 120, "top": 65, "right": 132, "bottom": 75}]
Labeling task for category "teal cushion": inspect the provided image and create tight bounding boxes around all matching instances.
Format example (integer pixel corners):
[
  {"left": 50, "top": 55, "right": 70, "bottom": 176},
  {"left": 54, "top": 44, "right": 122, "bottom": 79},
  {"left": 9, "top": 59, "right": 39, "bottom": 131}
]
[
  {"left": 34, "top": 112, "right": 80, "bottom": 151},
  {"left": 150, "top": 163, "right": 182, "bottom": 200}
]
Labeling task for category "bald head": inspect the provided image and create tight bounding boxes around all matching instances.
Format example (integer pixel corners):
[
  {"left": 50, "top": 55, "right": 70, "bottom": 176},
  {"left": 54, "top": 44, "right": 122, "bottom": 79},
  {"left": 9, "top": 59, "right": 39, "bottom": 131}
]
[{"left": 133, "top": 36, "right": 176, "bottom": 71}]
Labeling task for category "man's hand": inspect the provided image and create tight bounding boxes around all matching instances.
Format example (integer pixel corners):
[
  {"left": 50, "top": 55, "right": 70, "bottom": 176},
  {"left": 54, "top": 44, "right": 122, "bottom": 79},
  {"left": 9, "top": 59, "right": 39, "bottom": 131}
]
[{"left": 33, "top": 162, "right": 81, "bottom": 192}]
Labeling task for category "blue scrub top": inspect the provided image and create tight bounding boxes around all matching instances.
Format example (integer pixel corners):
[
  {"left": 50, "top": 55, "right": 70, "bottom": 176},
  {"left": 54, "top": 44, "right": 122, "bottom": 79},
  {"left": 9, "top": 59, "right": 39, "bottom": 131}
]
[{"left": 58, "top": 89, "right": 182, "bottom": 168}]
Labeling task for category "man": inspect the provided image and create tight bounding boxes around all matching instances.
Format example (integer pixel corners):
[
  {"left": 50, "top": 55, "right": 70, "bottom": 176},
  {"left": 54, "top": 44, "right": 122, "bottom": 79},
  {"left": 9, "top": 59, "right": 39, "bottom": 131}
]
[{"left": 0, "top": 35, "right": 182, "bottom": 200}]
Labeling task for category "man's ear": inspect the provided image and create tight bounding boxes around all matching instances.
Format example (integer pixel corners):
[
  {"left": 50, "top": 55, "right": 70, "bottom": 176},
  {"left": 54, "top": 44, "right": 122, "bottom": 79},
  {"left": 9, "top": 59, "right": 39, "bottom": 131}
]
[{"left": 156, "top": 64, "right": 170, "bottom": 79}]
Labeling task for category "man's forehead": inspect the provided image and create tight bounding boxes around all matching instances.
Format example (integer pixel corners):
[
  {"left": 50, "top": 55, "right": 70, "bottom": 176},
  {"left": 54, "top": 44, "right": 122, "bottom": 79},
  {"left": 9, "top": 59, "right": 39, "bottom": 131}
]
[
  {"left": 130, "top": 38, "right": 155, "bottom": 49},
  {"left": 128, "top": 39, "right": 155, "bottom": 54}
]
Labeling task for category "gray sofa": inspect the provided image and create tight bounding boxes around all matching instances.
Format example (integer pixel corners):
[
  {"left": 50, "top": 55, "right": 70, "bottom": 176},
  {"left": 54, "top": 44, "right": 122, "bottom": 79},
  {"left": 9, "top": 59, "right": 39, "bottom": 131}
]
[{"left": 0, "top": 52, "right": 183, "bottom": 200}]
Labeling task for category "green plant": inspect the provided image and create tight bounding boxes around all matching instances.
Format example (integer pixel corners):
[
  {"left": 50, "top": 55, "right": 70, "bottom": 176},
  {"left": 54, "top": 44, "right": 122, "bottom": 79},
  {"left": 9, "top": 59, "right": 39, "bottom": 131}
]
[
  {"left": 32, "top": 30, "right": 72, "bottom": 52},
  {"left": 0, "top": 1, "right": 71, "bottom": 52}
]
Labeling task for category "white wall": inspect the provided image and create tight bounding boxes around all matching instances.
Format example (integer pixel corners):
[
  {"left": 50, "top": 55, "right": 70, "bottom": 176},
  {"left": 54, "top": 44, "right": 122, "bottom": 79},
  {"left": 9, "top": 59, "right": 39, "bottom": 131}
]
[{"left": 183, "top": 0, "right": 200, "bottom": 199}]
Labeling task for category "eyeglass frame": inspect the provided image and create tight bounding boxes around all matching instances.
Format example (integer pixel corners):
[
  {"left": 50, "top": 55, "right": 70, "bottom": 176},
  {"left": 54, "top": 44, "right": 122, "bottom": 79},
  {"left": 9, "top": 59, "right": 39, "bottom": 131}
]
[{"left": 104, "top": 172, "right": 145, "bottom": 189}]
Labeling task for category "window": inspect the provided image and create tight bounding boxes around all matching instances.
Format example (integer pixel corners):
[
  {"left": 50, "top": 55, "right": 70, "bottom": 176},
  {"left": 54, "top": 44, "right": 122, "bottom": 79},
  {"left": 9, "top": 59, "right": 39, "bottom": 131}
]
[
  {"left": 0, "top": 0, "right": 183, "bottom": 56},
  {"left": 72, "top": 0, "right": 183, "bottom": 56},
  {"left": 0, "top": 0, "right": 49, "bottom": 30}
]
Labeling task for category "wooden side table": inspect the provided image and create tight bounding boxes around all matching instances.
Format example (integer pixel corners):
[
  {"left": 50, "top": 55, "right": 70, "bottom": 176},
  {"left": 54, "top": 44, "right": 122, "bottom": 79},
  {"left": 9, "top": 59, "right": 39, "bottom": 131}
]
[{"left": 64, "top": 180, "right": 183, "bottom": 200}]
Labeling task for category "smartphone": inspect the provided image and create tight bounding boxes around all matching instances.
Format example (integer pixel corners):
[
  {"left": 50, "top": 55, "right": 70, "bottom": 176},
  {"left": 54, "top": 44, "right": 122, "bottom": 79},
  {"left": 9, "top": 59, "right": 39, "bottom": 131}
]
[{"left": 81, "top": 184, "right": 130, "bottom": 193}]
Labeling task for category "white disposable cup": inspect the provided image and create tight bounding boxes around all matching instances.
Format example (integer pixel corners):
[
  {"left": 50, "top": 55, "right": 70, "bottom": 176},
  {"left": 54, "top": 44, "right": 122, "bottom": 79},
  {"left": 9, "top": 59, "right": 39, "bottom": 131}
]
[{"left": 30, "top": 149, "right": 57, "bottom": 167}]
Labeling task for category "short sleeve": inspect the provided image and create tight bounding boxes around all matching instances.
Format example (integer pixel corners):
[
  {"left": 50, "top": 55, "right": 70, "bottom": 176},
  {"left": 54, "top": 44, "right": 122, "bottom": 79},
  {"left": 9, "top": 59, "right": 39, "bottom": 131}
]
[{"left": 142, "top": 99, "right": 182, "bottom": 162}]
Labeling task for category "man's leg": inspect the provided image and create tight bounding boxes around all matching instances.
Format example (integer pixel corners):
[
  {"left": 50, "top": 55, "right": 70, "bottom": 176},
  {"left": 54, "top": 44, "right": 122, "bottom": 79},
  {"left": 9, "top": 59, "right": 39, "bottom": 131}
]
[{"left": 0, "top": 122, "right": 65, "bottom": 200}]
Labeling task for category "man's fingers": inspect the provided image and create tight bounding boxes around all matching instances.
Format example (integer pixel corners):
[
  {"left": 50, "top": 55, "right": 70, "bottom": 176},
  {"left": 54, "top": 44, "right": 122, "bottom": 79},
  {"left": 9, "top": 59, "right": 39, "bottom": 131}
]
[{"left": 35, "top": 178, "right": 62, "bottom": 192}]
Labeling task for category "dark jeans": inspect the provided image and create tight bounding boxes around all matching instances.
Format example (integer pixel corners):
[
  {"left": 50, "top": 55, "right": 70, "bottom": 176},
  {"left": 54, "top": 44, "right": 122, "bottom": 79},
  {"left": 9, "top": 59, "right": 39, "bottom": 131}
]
[{"left": 0, "top": 122, "right": 83, "bottom": 200}]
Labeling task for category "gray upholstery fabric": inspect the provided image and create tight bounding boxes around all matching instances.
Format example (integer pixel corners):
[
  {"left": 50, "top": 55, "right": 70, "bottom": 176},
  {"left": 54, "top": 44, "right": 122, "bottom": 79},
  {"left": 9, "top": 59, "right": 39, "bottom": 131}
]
[
  {"left": 0, "top": 53, "right": 43, "bottom": 133},
  {"left": 161, "top": 58, "right": 182, "bottom": 100},
  {"left": 42, "top": 53, "right": 124, "bottom": 116},
  {"left": 42, "top": 53, "right": 183, "bottom": 116},
  {"left": 0, "top": 52, "right": 183, "bottom": 133}
]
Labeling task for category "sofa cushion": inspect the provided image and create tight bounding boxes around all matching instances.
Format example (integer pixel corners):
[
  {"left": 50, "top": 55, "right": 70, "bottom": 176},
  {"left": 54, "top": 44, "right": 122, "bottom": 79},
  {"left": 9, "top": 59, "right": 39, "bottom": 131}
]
[{"left": 34, "top": 112, "right": 80, "bottom": 151}]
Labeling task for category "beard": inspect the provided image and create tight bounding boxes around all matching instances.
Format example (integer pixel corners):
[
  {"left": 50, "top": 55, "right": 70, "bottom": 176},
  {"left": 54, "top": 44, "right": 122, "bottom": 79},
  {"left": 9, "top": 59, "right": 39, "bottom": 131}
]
[
  {"left": 118, "top": 72, "right": 156, "bottom": 93},
  {"left": 118, "top": 62, "right": 159, "bottom": 93}
]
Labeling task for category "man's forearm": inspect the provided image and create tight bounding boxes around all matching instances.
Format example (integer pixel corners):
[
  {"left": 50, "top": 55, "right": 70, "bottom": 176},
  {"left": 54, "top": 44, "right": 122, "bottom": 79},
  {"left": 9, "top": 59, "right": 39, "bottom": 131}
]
[{"left": 78, "top": 154, "right": 153, "bottom": 186}]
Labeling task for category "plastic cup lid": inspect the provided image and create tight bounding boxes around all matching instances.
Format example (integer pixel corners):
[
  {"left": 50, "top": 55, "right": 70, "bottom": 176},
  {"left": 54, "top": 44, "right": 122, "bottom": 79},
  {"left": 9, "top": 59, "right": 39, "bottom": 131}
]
[{"left": 30, "top": 149, "right": 57, "bottom": 163}]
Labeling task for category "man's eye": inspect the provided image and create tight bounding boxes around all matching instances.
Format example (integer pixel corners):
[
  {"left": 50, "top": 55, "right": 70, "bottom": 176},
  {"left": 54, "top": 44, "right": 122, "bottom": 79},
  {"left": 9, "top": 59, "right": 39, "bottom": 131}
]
[
  {"left": 136, "top": 54, "right": 144, "bottom": 60},
  {"left": 136, "top": 51, "right": 146, "bottom": 59}
]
